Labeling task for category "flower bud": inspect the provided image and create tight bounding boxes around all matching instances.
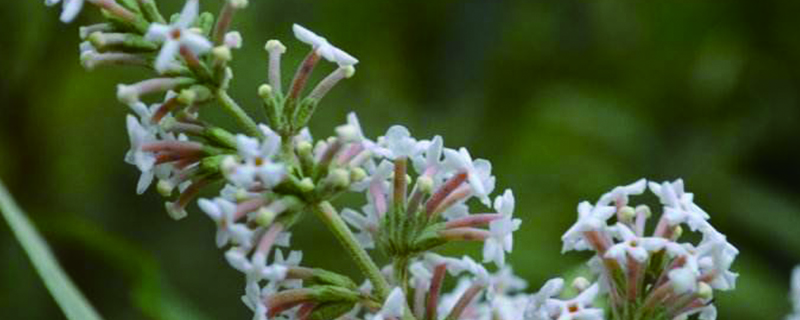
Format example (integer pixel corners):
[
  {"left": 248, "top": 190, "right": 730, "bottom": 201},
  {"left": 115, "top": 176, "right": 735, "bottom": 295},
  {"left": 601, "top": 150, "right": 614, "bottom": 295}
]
[
  {"left": 212, "top": 46, "right": 232, "bottom": 62},
  {"left": 178, "top": 89, "right": 197, "bottom": 105},
  {"left": 618, "top": 206, "right": 636, "bottom": 221},
  {"left": 417, "top": 175, "right": 434, "bottom": 194},
  {"left": 327, "top": 169, "right": 350, "bottom": 189},
  {"left": 298, "top": 177, "right": 315, "bottom": 193},
  {"left": 117, "top": 84, "right": 139, "bottom": 104},
  {"left": 229, "top": 0, "right": 249, "bottom": 9},
  {"left": 672, "top": 225, "right": 683, "bottom": 241},
  {"left": 157, "top": 180, "right": 176, "bottom": 197},
  {"left": 635, "top": 204, "right": 651, "bottom": 218},
  {"left": 341, "top": 65, "right": 356, "bottom": 78},
  {"left": 255, "top": 207, "right": 277, "bottom": 226},
  {"left": 350, "top": 167, "right": 367, "bottom": 183},
  {"left": 335, "top": 124, "right": 358, "bottom": 142},
  {"left": 265, "top": 39, "right": 286, "bottom": 54},
  {"left": 697, "top": 282, "right": 713, "bottom": 300},
  {"left": 165, "top": 201, "right": 188, "bottom": 220},
  {"left": 297, "top": 141, "right": 313, "bottom": 156},
  {"left": 571, "top": 277, "right": 591, "bottom": 292},
  {"left": 258, "top": 84, "right": 273, "bottom": 98},
  {"left": 224, "top": 31, "right": 242, "bottom": 49}
]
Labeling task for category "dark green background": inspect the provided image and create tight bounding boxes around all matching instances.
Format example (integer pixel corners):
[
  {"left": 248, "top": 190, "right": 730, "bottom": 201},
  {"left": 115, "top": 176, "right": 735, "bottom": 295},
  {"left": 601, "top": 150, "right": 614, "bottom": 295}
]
[{"left": 1, "top": 0, "right": 799, "bottom": 319}]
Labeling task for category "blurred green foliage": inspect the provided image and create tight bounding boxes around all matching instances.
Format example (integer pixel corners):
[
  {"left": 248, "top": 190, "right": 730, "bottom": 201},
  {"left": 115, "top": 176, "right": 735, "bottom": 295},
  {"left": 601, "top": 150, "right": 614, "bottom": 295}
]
[{"left": 1, "top": 0, "right": 799, "bottom": 319}]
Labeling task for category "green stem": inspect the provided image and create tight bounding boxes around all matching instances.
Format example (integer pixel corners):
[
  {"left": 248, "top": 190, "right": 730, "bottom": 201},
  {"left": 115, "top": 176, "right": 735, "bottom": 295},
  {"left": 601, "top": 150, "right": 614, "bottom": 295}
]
[
  {"left": 216, "top": 90, "right": 262, "bottom": 138},
  {"left": 313, "top": 201, "right": 390, "bottom": 299}
]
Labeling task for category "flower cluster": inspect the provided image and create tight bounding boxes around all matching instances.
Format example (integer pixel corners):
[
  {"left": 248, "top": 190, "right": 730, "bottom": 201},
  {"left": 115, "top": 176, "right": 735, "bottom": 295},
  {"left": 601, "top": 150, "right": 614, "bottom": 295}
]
[
  {"left": 45, "top": 0, "right": 745, "bottom": 319},
  {"left": 553, "top": 179, "right": 738, "bottom": 320},
  {"left": 48, "top": 0, "right": 528, "bottom": 318},
  {"left": 788, "top": 266, "right": 800, "bottom": 320}
]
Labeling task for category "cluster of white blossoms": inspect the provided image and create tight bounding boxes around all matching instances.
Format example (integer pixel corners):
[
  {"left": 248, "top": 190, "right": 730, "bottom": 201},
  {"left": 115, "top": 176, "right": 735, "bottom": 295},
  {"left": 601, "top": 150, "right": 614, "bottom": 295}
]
[
  {"left": 788, "top": 267, "right": 800, "bottom": 320},
  {"left": 552, "top": 179, "right": 739, "bottom": 320},
  {"left": 46, "top": 0, "right": 752, "bottom": 319}
]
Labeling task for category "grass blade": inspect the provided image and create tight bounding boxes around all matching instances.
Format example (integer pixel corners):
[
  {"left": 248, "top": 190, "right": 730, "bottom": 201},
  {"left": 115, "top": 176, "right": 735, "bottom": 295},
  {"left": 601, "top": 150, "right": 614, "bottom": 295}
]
[{"left": 0, "top": 179, "right": 104, "bottom": 320}]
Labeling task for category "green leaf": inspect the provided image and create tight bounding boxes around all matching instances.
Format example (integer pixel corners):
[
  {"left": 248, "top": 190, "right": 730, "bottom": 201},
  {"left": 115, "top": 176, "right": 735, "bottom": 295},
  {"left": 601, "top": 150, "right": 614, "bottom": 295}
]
[
  {"left": 0, "top": 179, "right": 104, "bottom": 320},
  {"left": 42, "top": 216, "right": 214, "bottom": 320}
]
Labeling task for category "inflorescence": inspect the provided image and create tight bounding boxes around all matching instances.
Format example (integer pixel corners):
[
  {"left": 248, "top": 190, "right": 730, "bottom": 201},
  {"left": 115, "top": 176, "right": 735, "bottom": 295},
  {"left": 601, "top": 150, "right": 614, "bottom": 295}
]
[{"left": 44, "top": 1, "right": 750, "bottom": 319}]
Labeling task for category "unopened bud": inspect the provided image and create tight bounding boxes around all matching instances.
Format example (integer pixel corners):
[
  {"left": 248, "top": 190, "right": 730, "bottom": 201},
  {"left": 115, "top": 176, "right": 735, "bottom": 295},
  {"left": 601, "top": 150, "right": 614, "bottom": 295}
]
[
  {"left": 572, "top": 277, "right": 591, "bottom": 292},
  {"left": 157, "top": 180, "right": 175, "bottom": 197},
  {"left": 697, "top": 282, "right": 713, "bottom": 300},
  {"left": 265, "top": 40, "right": 286, "bottom": 54},
  {"left": 672, "top": 225, "right": 683, "bottom": 240},
  {"left": 635, "top": 205, "right": 651, "bottom": 218},
  {"left": 224, "top": 31, "right": 242, "bottom": 49},
  {"left": 618, "top": 206, "right": 636, "bottom": 221},
  {"left": 221, "top": 156, "right": 238, "bottom": 174},
  {"left": 255, "top": 208, "right": 277, "bottom": 226},
  {"left": 328, "top": 169, "right": 350, "bottom": 188},
  {"left": 117, "top": 84, "right": 138, "bottom": 104},
  {"left": 335, "top": 124, "right": 358, "bottom": 142},
  {"left": 178, "top": 89, "right": 197, "bottom": 105},
  {"left": 297, "top": 141, "right": 313, "bottom": 156},
  {"left": 212, "top": 46, "right": 232, "bottom": 62},
  {"left": 258, "top": 84, "right": 273, "bottom": 98},
  {"left": 350, "top": 167, "right": 367, "bottom": 182},
  {"left": 165, "top": 202, "right": 188, "bottom": 220},
  {"left": 298, "top": 177, "right": 315, "bottom": 193},
  {"left": 80, "top": 51, "right": 97, "bottom": 70},
  {"left": 341, "top": 65, "right": 356, "bottom": 78},
  {"left": 229, "top": 0, "right": 249, "bottom": 9},
  {"left": 417, "top": 176, "right": 434, "bottom": 194}
]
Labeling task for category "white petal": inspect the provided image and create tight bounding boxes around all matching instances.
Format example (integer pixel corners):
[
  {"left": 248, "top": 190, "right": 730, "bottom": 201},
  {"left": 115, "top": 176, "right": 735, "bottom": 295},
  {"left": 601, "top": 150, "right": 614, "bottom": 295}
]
[
  {"left": 145, "top": 24, "right": 171, "bottom": 42},
  {"left": 154, "top": 40, "right": 180, "bottom": 73},
  {"left": 333, "top": 47, "right": 358, "bottom": 66},
  {"left": 136, "top": 171, "right": 154, "bottom": 194},
  {"left": 176, "top": 0, "right": 199, "bottom": 29},
  {"left": 59, "top": 0, "right": 84, "bottom": 23},
  {"left": 181, "top": 32, "right": 213, "bottom": 55}
]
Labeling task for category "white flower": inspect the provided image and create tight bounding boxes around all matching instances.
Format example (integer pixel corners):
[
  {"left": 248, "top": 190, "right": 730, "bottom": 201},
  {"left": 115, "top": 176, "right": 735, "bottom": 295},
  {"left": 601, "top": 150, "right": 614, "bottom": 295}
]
[
  {"left": 442, "top": 202, "right": 470, "bottom": 221},
  {"left": 648, "top": 179, "right": 710, "bottom": 231},
  {"left": 547, "top": 283, "right": 604, "bottom": 320},
  {"left": 125, "top": 115, "right": 158, "bottom": 194},
  {"left": 525, "top": 278, "right": 564, "bottom": 320},
  {"left": 789, "top": 266, "right": 800, "bottom": 320},
  {"left": 596, "top": 178, "right": 647, "bottom": 207},
  {"left": 372, "top": 287, "right": 406, "bottom": 320},
  {"left": 451, "top": 255, "right": 490, "bottom": 283},
  {"left": 413, "top": 135, "right": 444, "bottom": 177},
  {"left": 224, "top": 31, "right": 243, "bottom": 49},
  {"left": 45, "top": 0, "right": 86, "bottom": 23},
  {"left": 225, "top": 249, "right": 288, "bottom": 283},
  {"left": 696, "top": 231, "right": 739, "bottom": 291},
  {"left": 292, "top": 24, "right": 358, "bottom": 66},
  {"left": 443, "top": 147, "right": 496, "bottom": 206},
  {"left": 561, "top": 201, "right": 616, "bottom": 253},
  {"left": 604, "top": 223, "right": 667, "bottom": 264},
  {"left": 483, "top": 190, "right": 521, "bottom": 267},
  {"left": 337, "top": 112, "right": 371, "bottom": 144},
  {"left": 145, "top": 0, "right": 212, "bottom": 73},
  {"left": 668, "top": 267, "right": 698, "bottom": 295},
  {"left": 198, "top": 198, "right": 254, "bottom": 248},
  {"left": 272, "top": 249, "right": 303, "bottom": 289},
  {"left": 341, "top": 204, "right": 380, "bottom": 249},
  {"left": 225, "top": 125, "right": 286, "bottom": 188},
  {"left": 241, "top": 281, "right": 269, "bottom": 320},
  {"left": 486, "top": 266, "right": 527, "bottom": 299},
  {"left": 375, "top": 125, "right": 421, "bottom": 160}
]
